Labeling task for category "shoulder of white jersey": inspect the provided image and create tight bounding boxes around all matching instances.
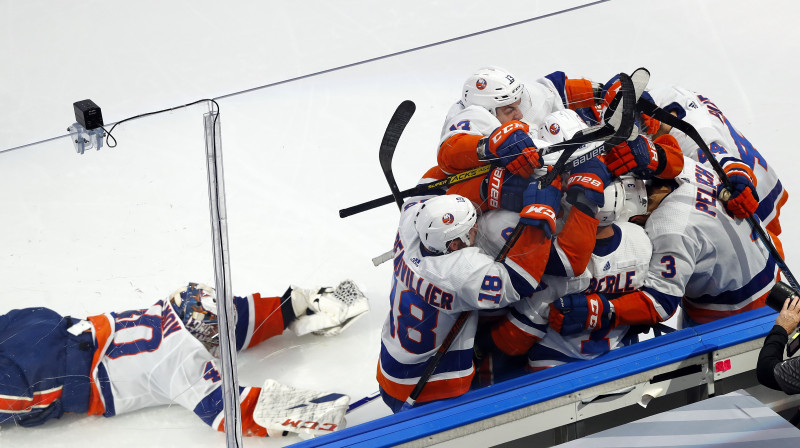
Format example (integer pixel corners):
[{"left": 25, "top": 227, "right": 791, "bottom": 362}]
[
  {"left": 519, "top": 82, "right": 564, "bottom": 126},
  {"left": 674, "top": 156, "right": 721, "bottom": 188},
  {"left": 439, "top": 103, "right": 499, "bottom": 144},
  {"left": 475, "top": 209, "right": 520, "bottom": 258},
  {"left": 649, "top": 85, "right": 729, "bottom": 160},
  {"left": 616, "top": 221, "right": 653, "bottom": 259},
  {"left": 645, "top": 182, "right": 700, "bottom": 238}
]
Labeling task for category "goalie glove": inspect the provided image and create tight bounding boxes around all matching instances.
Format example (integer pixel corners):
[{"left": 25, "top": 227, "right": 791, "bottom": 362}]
[
  {"left": 288, "top": 280, "right": 370, "bottom": 336},
  {"left": 253, "top": 379, "right": 350, "bottom": 437},
  {"left": 479, "top": 120, "right": 542, "bottom": 178},
  {"left": 716, "top": 156, "right": 759, "bottom": 219}
]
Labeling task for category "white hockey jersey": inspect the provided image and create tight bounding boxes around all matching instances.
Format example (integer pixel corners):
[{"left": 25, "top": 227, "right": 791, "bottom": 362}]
[
  {"left": 643, "top": 158, "right": 778, "bottom": 325},
  {"left": 474, "top": 208, "right": 652, "bottom": 367},
  {"left": 650, "top": 86, "right": 788, "bottom": 238},
  {"left": 84, "top": 292, "right": 289, "bottom": 436},
  {"left": 439, "top": 80, "right": 566, "bottom": 145},
  {"left": 377, "top": 200, "right": 540, "bottom": 404},
  {"left": 526, "top": 222, "right": 652, "bottom": 369}
]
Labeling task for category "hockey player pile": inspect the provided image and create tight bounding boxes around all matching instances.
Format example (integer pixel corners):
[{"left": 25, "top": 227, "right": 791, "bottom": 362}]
[{"left": 0, "top": 66, "right": 791, "bottom": 440}]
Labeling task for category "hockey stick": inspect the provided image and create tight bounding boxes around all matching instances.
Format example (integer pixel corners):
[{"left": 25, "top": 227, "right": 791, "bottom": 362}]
[
  {"left": 364, "top": 101, "right": 417, "bottom": 267},
  {"left": 347, "top": 391, "right": 380, "bottom": 413},
  {"left": 340, "top": 165, "right": 491, "bottom": 218},
  {"left": 400, "top": 70, "right": 644, "bottom": 412},
  {"left": 379, "top": 100, "right": 417, "bottom": 210},
  {"left": 637, "top": 99, "right": 800, "bottom": 294},
  {"left": 340, "top": 101, "right": 641, "bottom": 219}
]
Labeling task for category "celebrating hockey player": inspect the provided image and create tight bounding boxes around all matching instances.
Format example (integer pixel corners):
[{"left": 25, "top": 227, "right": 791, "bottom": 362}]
[
  {"left": 436, "top": 66, "right": 601, "bottom": 179},
  {"left": 549, "top": 157, "right": 778, "bottom": 334},
  {"left": 0, "top": 280, "right": 370, "bottom": 438},
  {"left": 648, "top": 85, "right": 789, "bottom": 256},
  {"left": 377, "top": 186, "right": 560, "bottom": 412},
  {"left": 474, "top": 175, "right": 652, "bottom": 377}
]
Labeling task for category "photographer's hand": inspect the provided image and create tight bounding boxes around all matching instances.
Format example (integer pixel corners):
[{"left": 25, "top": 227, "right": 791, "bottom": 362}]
[{"left": 776, "top": 296, "right": 800, "bottom": 335}]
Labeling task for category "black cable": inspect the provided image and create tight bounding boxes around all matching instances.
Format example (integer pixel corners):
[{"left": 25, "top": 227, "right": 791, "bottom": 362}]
[{"left": 101, "top": 99, "right": 218, "bottom": 148}]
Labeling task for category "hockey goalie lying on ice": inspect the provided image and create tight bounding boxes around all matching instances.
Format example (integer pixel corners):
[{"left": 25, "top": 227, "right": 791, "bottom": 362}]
[{"left": 0, "top": 280, "right": 369, "bottom": 438}]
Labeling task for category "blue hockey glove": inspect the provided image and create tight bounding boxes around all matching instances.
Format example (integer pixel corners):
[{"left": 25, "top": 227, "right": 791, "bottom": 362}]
[
  {"left": 566, "top": 158, "right": 611, "bottom": 208},
  {"left": 482, "top": 167, "right": 531, "bottom": 212},
  {"left": 519, "top": 175, "right": 562, "bottom": 237},
  {"left": 483, "top": 121, "right": 542, "bottom": 178},
  {"left": 549, "top": 293, "right": 614, "bottom": 335}
]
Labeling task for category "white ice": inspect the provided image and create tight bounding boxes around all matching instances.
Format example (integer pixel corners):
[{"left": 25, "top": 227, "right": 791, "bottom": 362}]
[{"left": 1, "top": 1, "right": 799, "bottom": 447}]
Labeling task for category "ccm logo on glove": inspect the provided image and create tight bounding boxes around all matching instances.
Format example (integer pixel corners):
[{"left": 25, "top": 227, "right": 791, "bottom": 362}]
[
  {"left": 491, "top": 121, "right": 527, "bottom": 145},
  {"left": 522, "top": 204, "right": 556, "bottom": 222},
  {"left": 587, "top": 296, "right": 600, "bottom": 329}
]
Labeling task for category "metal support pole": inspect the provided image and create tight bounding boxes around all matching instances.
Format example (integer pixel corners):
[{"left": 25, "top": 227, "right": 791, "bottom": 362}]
[{"left": 203, "top": 109, "right": 243, "bottom": 447}]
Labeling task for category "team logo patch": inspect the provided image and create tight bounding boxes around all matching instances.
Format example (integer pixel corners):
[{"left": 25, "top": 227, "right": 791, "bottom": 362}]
[
  {"left": 476, "top": 78, "right": 487, "bottom": 90},
  {"left": 548, "top": 123, "right": 560, "bottom": 135},
  {"left": 442, "top": 213, "right": 455, "bottom": 225}
]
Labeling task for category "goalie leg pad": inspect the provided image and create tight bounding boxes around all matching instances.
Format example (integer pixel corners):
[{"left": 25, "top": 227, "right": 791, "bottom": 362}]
[{"left": 253, "top": 379, "right": 350, "bottom": 436}]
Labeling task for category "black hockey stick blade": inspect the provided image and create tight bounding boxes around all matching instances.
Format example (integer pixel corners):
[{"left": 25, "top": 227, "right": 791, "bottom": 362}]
[
  {"left": 379, "top": 100, "right": 416, "bottom": 210},
  {"left": 538, "top": 68, "right": 644, "bottom": 187},
  {"left": 637, "top": 97, "right": 800, "bottom": 294}
]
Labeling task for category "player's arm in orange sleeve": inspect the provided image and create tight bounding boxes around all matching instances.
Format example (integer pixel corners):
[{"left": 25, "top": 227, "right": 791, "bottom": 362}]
[
  {"left": 565, "top": 78, "right": 601, "bottom": 110},
  {"left": 437, "top": 133, "right": 485, "bottom": 174},
  {"left": 233, "top": 291, "right": 295, "bottom": 350}
]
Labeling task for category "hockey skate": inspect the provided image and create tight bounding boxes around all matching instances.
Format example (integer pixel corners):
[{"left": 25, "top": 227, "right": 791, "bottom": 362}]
[{"left": 288, "top": 280, "right": 370, "bottom": 337}]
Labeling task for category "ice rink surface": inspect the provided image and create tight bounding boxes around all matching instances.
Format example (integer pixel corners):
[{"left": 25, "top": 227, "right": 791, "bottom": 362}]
[{"left": 1, "top": 0, "right": 799, "bottom": 446}]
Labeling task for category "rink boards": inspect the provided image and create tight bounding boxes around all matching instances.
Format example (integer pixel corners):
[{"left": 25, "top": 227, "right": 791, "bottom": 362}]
[{"left": 294, "top": 306, "right": 800, "bottom": 447}]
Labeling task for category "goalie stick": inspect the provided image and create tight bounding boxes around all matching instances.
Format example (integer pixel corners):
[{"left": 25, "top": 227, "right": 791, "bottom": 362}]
[
  {"left": 400, "top": 69, "right": 645, "bottom": 412},
  {"left": 637, "top": 99, "right": 800, "bottom": 295}
]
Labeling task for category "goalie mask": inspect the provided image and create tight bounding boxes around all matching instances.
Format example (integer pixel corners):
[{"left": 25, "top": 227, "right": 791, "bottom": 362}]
[
  {"left": 169, "top": 282, "right": 220, "bottom": 353},
  {"left": 414, "top": 195, "right": 478, "bottom": 254},
  {"left": 596, "top": 175, "right": 648, "bottom": 226},
  {"left": 462, "top": 66, "right": 526, "bottom": 117}
]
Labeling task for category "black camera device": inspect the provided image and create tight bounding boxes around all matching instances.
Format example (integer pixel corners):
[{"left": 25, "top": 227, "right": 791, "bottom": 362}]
[
  {"left": 73, "top": 99, "right": 104, "bottom": 130},
  {"left": 766, "top": 281, "right": 800, "bottom": 357}
]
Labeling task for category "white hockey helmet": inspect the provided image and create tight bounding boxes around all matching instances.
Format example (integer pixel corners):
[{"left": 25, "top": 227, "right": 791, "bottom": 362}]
[
  {"left": 596, "top": 175, "right": 648, "bottom": 226},
  {"left": 539, "top": 109, "right": 588, "bottom": 145},
  {"left": 414, "top": 195, "right": 478, "bottom": 254},
  {"left": 536, "top": 109, "right": 604, "bottom": 177},
  {"left": 462, "top": 66, "right": 525, "bottom": 117}
]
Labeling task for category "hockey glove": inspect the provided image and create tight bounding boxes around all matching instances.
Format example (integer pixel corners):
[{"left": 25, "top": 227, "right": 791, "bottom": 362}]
[
  {"left": 598, "top": 77, "right": 660, "bottom": 135},
  {"left": 288, "top": 280, "right": 370, "bottom": 337},
  {"left": 717, "top": 157, "right": 759, "bottom": 219},
  {"left": 604, "top": 135, "right": 661, "bottom": 178},
  {"left": 481, "top": 120, "right": 542, "bottom": 178},
  {"left": 519, "top": 174, "right": 562, "bottom": 238},
  {"left": 566, "top": 158, "right": 610, "bottom": 208},
  {"left": 482, "top": 167, "right": 531, "bottom": 212},
  {"left": 548, "top": 293, "right": 614, "bottom": 335}
]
